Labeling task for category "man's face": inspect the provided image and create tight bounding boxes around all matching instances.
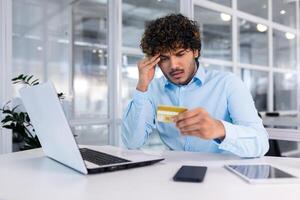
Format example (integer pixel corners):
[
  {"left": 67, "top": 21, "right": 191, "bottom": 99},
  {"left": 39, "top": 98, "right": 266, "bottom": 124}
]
[{"left": 157, "top": 48, "right": 199, "bottom": 85}]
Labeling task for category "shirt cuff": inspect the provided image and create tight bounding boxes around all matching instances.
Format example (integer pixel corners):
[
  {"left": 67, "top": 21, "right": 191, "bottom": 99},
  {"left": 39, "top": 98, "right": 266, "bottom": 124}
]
[
  {"left": 132, "top": 89, "right": 150, "bottom": 104},
  {"left": 217, "top": 120, "right": 238, "bottom": 151}
]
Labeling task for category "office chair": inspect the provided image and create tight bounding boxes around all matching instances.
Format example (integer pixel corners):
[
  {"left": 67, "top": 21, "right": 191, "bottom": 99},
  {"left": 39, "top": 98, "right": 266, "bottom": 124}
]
[
  {"left": 259, "top": 112, "right": 282, "bottom": 157},
  {"left": 266, "top": 139, "right": 282, "bottom": 157}
]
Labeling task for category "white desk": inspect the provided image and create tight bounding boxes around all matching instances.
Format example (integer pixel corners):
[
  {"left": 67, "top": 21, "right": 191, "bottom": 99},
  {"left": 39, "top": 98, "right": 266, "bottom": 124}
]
[{"left": 1, "top": 145, "right": 300, "bottom": 200}]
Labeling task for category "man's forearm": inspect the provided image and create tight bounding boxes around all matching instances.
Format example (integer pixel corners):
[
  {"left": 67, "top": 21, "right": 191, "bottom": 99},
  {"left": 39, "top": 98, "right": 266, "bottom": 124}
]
[
  {"left": 121, "top": 91, "right": 155, "bottom": 149},
  {"left": 218, "top": 121, "right": 269, "bottom": 158}
]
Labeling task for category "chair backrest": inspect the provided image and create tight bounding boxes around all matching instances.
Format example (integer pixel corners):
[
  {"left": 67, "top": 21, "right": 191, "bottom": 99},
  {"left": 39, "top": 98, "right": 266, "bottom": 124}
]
[
  {"left": 258, "top": 111, "right": 282, "bottom": 157},
  {"left": 265, "top": 139, "right": 282, "bottom": 157}
]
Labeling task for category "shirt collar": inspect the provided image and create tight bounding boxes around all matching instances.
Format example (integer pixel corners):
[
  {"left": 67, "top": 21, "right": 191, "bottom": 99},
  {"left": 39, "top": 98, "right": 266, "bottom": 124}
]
[{"left": 163, "top": 63, "right": 206, "bottom": 88}]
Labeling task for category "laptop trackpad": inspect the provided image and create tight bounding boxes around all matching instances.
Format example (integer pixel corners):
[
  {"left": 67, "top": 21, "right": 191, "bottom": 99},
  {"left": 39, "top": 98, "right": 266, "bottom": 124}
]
[{"left": 84, "top": 160, "right": 100, "bottom": 169}]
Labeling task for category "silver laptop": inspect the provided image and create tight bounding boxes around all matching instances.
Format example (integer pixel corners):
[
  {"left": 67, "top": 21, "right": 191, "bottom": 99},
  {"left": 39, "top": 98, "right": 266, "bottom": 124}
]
[{"left": 19, "top": 82, "right": 164, "bottom": 175}]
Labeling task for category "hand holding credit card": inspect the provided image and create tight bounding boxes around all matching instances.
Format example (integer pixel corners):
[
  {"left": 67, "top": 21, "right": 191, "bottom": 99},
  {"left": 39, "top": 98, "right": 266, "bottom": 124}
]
[{"left": 157, "top": 105, "right": 188, "bottom": 123}]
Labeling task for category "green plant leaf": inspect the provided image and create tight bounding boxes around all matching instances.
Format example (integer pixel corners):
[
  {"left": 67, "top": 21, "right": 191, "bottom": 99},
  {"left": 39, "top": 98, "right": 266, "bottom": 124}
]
[
  {"left": 1, "top": 116, "right": 14, "bottom": 123},
  {"left": 2, "top": 125, "right": 13, "bottom": 129},
  {"left": 57, "top": 92, "right": 65, "bottom": 99},
  {"left": 24, "top": 135, "right": 41, "bottom": 148},
  {"left": 11, "top": 105, "right": 20, "bottom": 112},
  {"left": 11, "top": 74, "right": 23, "bottom": 81},
  {"left": 25, "top": 114, "right": 30, "bottom": 123},
  {"left": 19, "top": 112, "right": 25, "bottom": 122},
  {"left": 12, "top": 112, "right": 19, "bottom": 120},
  {"left": 31, "top": 79, "right": 40, "bottom": 85},
  {"left": 2, "top": 74, "right": 43, "bottom": 150},
  {"left": 26, "top": 75, "right": 33, "bottom": 82},
  {"left": 12, "top": 81, "right": 21, "bottom": 84},
  {"left": 2, "top": 109, "right": 13, "bottom": 114},
  {"left": 11, "top": 123, "right": 16, "bottom": 128}
]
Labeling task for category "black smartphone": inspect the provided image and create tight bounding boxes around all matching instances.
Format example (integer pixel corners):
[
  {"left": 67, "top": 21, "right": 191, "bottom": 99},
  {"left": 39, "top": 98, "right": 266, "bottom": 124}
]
[{"left": 173, "top": 165, "right": 207, "bottom": 183}]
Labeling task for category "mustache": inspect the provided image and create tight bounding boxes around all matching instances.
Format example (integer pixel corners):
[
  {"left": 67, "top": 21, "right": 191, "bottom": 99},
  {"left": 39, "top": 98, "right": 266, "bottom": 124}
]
[{"left": 169, "top": 69, "right": 184, "bottom": 76}]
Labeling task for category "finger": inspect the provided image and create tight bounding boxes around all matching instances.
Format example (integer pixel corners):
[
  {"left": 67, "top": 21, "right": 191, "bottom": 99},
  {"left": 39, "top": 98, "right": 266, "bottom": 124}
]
[
  {"left": 144, "top": 57, "right": 160, "bottom": 71},
  {"left": 144, "top": 56, "right": 160, "bottom": 68},
  {"left": 181, "top": 130, "right": 200, "bottom": 136},
  {"left": 175, "top": 108, "right": 204, "bottom": 122},
  {"left": 143, "top": 54, "right": 160, "bottom": 65},
  {"left": 176, "top": 115, "right": 203, "bottom": 129},
  {"left": 180, "top": 124, "right": 200, "bottom": 133},
  {"left": 138, "top": 58, "right": 159, "bottom": 73}
]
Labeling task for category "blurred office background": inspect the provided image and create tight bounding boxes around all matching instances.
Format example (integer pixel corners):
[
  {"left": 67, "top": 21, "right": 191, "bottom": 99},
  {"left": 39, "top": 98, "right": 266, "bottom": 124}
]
[{"left": 0, "top": 0, "right": 300, "bottom": 155}]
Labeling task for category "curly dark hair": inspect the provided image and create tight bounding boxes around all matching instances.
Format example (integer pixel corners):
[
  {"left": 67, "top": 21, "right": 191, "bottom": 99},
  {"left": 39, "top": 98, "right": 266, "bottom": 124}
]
[{"left": 140, "top": 14, "right": 201, "bottom": 60}]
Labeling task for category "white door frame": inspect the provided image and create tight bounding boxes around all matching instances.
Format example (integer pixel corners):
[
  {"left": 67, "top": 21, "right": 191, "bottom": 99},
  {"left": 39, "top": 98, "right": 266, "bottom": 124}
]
[
  {"left": 0, "top": 0, "right": 12, "bottom": 154},
  {"left": 108, "top": 0, "right": 122, "bottom": 146}
]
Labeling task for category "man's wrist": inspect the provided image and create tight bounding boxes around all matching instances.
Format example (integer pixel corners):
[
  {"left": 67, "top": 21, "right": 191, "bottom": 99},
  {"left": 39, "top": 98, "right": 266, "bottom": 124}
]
[
  {"left": 215, "top": 120, "right": 226, "bottom": 140},
  {"left": 136, "top": 82, "right": 149, "bottom": 92}
]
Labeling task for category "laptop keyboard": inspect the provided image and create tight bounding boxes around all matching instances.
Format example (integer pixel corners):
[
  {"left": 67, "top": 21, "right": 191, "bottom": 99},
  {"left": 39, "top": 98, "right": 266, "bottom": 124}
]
[{"left": 79, "top": 148, "right": 130, "bottom": 166}]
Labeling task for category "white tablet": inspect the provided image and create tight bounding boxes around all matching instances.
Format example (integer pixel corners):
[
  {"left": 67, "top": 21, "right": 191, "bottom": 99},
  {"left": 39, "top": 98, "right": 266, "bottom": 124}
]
[{"left": 225, "top": 164, "right": 299, "bottom": 184}]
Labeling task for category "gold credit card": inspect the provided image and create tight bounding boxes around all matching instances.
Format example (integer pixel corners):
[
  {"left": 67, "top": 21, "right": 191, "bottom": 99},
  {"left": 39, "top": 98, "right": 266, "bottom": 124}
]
[{"left": 157, "top": 105, "right": 188, "bottom": 123}]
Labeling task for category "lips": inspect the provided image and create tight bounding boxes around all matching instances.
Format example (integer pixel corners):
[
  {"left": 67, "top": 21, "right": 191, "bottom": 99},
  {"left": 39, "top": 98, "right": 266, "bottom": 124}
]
[{"left": 170, "top": 70, "right": 184, "bottom": 79}]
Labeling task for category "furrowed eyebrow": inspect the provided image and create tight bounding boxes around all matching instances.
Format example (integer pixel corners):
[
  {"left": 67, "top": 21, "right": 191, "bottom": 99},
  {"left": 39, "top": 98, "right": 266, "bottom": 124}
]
[
  {"left": 160, "top": 55, "right": 169, "bottom": 58},
  {"left": 160, "top": 49, "right": 186, "bottom": 58},
  {"left": 175, "top": 50, "right": 186, "bottom": 55}
]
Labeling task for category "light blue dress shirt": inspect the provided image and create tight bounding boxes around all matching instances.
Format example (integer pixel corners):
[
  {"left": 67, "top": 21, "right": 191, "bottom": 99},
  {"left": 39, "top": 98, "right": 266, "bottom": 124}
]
[{"left": 122, "top": 65, "right": 269, "bottom": 158}]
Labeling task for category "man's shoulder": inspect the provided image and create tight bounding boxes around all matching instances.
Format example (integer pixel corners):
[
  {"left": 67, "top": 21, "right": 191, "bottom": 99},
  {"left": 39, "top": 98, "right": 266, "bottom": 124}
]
[
  {"left": 205, "top": 69, "right": 247, "bottom": 96},
  {"left": 205, "top": 69, "right": 236, "bottom": 83}
]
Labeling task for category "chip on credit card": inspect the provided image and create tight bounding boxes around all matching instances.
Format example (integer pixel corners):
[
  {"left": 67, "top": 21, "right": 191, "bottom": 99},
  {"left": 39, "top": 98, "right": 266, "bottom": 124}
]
[{"left": 157, "top": 105, "right": 188, "bottom": 123}]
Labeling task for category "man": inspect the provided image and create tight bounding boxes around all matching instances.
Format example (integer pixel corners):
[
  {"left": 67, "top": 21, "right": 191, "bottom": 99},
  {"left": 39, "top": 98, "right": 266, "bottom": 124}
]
[{"left": 122, "top": 14, "right": 269, "bottom": 158}]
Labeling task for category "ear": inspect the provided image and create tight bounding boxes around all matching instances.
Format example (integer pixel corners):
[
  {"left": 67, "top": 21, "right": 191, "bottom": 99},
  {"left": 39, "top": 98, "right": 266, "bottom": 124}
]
[{"left": 193, "top": 50, "right": 199, "bottom": 58}]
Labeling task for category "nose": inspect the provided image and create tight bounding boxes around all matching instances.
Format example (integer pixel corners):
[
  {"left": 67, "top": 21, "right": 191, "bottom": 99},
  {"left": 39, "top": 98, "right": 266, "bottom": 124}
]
[{"left": 170, "top": 56, "right": 180, "bottom": 70}]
